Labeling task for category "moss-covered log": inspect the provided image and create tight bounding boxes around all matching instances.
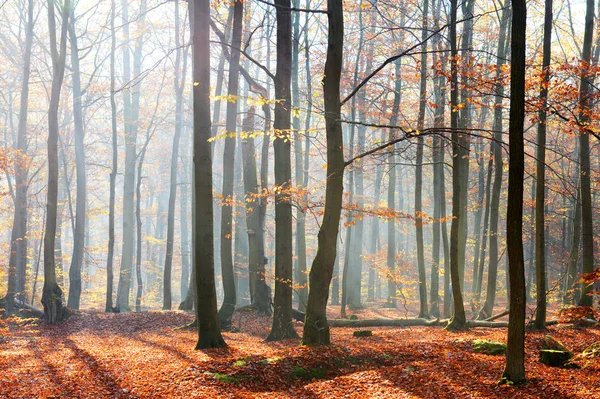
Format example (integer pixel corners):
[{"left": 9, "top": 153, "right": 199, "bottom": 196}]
[{"left": 540, "top": 350, "right": 573, "bottom": 367}]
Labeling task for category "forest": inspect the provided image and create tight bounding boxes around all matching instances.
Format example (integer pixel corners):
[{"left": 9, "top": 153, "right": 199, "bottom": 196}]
[{"left": 0, "top": 0, "right": 599, "bottom": 397}]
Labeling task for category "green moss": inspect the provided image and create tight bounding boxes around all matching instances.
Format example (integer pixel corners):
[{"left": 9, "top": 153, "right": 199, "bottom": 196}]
[
  {"left": 291, "top": 365, "right": 328, "bottom": 380},
  {"left": 204, "top": 372, "right": 244, "bottom": 383},
  {"left": 472, "top": 339, "right": 507, "bottom": 356},
  {"left": 539, "top": 349, "right": 574, "bottom": 368},
  {"left": 353, "top": 330, "right": 372, "bottom": 337},
  {"left": 349, "top": 315, "right": 359, "bottom": 320}
]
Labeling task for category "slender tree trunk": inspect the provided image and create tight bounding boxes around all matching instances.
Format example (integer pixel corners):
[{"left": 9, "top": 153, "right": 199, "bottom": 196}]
[
  {"left": 577, "top": 0, "right": 595, "bottom": 308},
  {"left": 447, "top": 0, "right": 467, "bottom": 330},
  {"left": 480, "top": 0, "right": 510, "bottom": 320},
  {"left": 163, "top": 1, "right": 188, "bottom": 310},
  {"left": 42, "top": 0, "right": 71, "bottom": 324},
  {"left": 502, "top": 0, "right": 527, "bottom": 384},
  {"left": 268, "top": 0, "right": 298, "bottom": 341},
  {"left": 564, "top": 181, "right": 581, "bottom": 305},
  {"left": 5, "top": 0, "right": 33, "bottom": 312},
  {"left": 217, "top": 0, "right": 243, "bottom": 329},
  {"left": 301, "top": 0, "right": 344, "bottom": 346},
  {"left": 415, "top": 0, "right": 430, "bottom": 319},
  {"left": 292, "top": 0, "right": 308, "bottom": 311},
  {"left": 67, "top": 7, "right": 86, "bottom": 310},
  {"left": 190, "top": 0, "right": 226, "bottom": 349},
  {"left": 117, "top": 0, "right": 146, "bottom": 311},
  {"left": 180, "top": 140, "right": 191, "bottom": 301},
  {"left": 105, "top": 0, "right": 118, "bottom": 312},
  {"left": 533, "top": 0, "right": 552, "bottom": 330}
]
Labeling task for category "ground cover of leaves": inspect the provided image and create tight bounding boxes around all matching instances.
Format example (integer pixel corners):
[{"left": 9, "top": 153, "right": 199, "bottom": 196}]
[{"left": 0, "top": 308, "right": 598, "bottom": 398}]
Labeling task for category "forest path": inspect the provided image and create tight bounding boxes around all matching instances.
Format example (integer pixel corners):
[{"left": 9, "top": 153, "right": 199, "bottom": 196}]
[{"left": 0, "top": 310, "right": 598, "bottom": 398}]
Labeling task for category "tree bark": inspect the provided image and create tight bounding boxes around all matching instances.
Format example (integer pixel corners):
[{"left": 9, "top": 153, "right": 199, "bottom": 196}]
[
  {"left": 577, "top": 0, "right": 595, "bottom": 308},
  {"left": 190, "top": 0, "right": 226, "bottom": 349},
  {"left": 66, "top": 6, "right": 86, "bottom": 310},
  {"left": 502, "top": 0, "right": 527, "bottom": 384},
  {"left": 217, "top": 0, "right": 243, "bottom": 329},
  {"left": 533, "top": 0, "right": 552, "bottom": 330},
  {"left": 268, "top": 0, "right": 298, "bottom": 341},
  {"left": 301, "top": 0, "right": 344, "bottom": 346},
  {"left": 42, "top": 0, "right": 71, "bottom": 324}
]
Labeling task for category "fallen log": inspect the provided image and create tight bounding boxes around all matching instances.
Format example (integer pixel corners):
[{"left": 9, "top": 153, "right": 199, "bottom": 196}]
[
  {"left": 13, "top": 299, "right": 44, "bottom": 318},
  {"left": 328, "top": 318, "right": 441, "bottom": 328},
  {"left": 484, "top": 310, "right": 509, "bottom": 322}
]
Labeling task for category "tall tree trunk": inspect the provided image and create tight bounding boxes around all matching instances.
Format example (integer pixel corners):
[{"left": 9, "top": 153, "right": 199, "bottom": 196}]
[
  {"left": 268, "top": 0, "right": 298, "bottom": 341},
  {"left": 447, "top": 0, "right": 467, "bottom": 330},
  {"left": 117, "top": 0, "right": 146, "bottom": 311},
  {"left": 502, "top": 0, "right": 527, "bottom": 384},
  {"left": 217, "top": 0, "right": 243, "bottom": 329},
  {"left": 480, "top": 0, "right": 510, "bottom": 320},
  {"left": 533, "top": 0, "right": 552, "bottom": 330},
  {"left": 67, "top": 6, "right": 86, "bottom": 310},
  {"left": 163, "top": 1, "right": 188, "bottom": 310},
  {"left": 301, "top": 0, "right": 344, "bottom": 346},
  {"left": 415, "top": 0, "right": 430, "bottom": 319},
  {"left": 386, "top": 59, "right": 402, "bottom": 309},
  {"left": 105, "top": 0, "right": 118, "bottom": 312},
  {"left": 577, "top": 0, "right": 595, "bottom": 308},
  {"left": 5, "top": 0, "right": 33, "bottom": 312},
  {"left": 190, "top": 0, "right": 226, "bottom": 349},
  {"left": 211, "top": 6, "right": 234, "bottom": 139},
  {"left": 42, "top": 0, "right": 71, "bottom": 324}
]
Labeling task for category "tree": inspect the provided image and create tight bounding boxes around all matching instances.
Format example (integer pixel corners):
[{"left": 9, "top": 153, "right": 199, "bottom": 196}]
[
  {"left": 267, "top": 0, "right": 298, "bottom": 341},
  {"left": 502, "top": 0, "right": 527, "bottom": 385},
  {"left": 533, "top": 0, "right": 552, "bottom": 330},
  {"left": 415, "top": 0, "right": 430, "bottom": 319},
  {"left": 42, "top": 0, "right": 72, "bottom": 324},
  {"left": 163, "top": 0, "right": 188, "bottom": 310},
  {"left": 577, "top": 0, "right": 595, "bottom": 308},
  {"left": 217, "top": 0, "right": 243, "bottom": 329},
  {"left": 189, "top": 0, "right": 226, "bottom": 349},
  {"left": 105, "top": 0, "right": 118, "bottom": 313},
  {"left": 66, "top": 3, "right": 87, "bottom": 310},
  {"left": 4, "top": 0, "right": 33, "bottom": 313},
  {"left": 117, "top": 0, "right": 147, "bottom": 312},
  {"left": 447, "top": 0, "right": 467, "bottom": 331},
  {"left": 301, "top": 0, "right": 344, "bottom": 346}
]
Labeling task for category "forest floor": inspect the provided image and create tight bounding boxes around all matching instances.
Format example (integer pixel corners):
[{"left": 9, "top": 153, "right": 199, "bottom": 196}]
[{"left": 0, "top": 306, "right": 599, "bottom": 398}]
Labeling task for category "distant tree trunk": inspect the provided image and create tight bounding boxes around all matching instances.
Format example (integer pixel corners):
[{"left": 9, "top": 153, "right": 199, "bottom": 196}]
[
  {"left": 180, "top": 141, "right": 191, "bottom": 301},
  {"left": 564, "top": 181, "right": 581, "bottom": 305},
  {"left": 5, "top": 0, "right": 33, "bottom": 312},
  {"left": 105, "top": 0, "right": 118, "bottom": 313},
  {"left": 526, "top": 180, "right": 535, "bottom": 301},
  {"left": 503, "top": 0, "right": 527, "bottom": 384},
  {"left": 268, "top": 0, "right": 298, "bottom": 341},
  {"left": 292, "top": 0, "right": 308, "bottom": 312},
  {"left": 117, "top": 0, "right": 146, "bottom": 312},
  {"left": 369, "top": 154, "right": 383, "bottom": 302},
  {"left": 533, "top": 0, "right": 552, "bottom": 330},
  {"left": 217, "top": 0, "right": 242, "bottom": 329},
  {"left": 163, "top": 0, "right": 188, "bottom": 310},
  {"left": 42, "top": 0, "right": 71, "bottom": 324},
  {"left": 577, "top": 0, "right": 595, "bottom": 308},
  {"left": 480, "top": 0, "right": 510, "bottom": 320},
  {"left": 415, "top": 0, "right": 430, "bottom": 319},
  {"left": 67, "top": 6, "right": 86, "bottom": 310},
  {"left": 301, "top": 0, "right": 344, "bottom": 346},
  {"left": 430, "top": 1, "right": 445, "bottom": 317},
  {"left": 457, "top": 0, "right": 476, "bottom": 288},
  {"left": 386, "top": 58, "right": 402, "bottom": 309},
  {"left": 190, "top": 0, "right": 226, "bottom": 349},
  {"left": 471, "top": 137, "right": 485, "bottom": 296},
  {"left": 447, "top": 0, "right": 467, "bottom": 330}
]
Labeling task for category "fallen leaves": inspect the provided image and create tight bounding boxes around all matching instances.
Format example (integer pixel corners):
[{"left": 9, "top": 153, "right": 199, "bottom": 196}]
[{"left": 0, "top": 309, "right": 598, "bottom": 398}]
